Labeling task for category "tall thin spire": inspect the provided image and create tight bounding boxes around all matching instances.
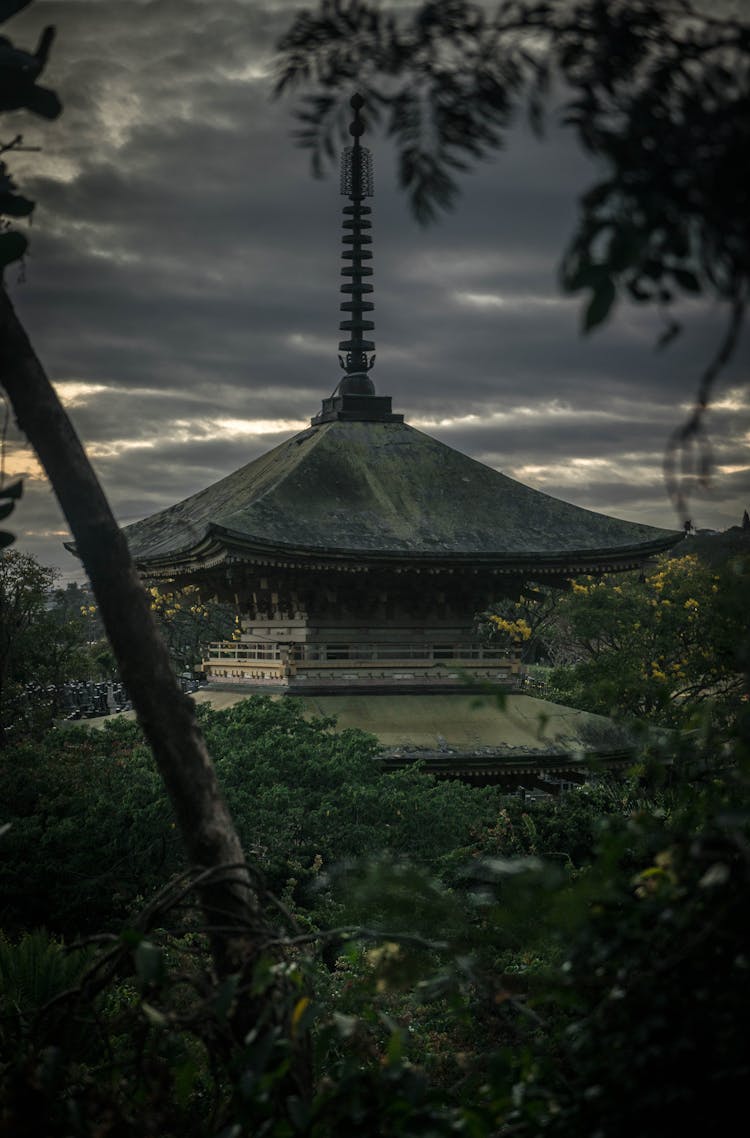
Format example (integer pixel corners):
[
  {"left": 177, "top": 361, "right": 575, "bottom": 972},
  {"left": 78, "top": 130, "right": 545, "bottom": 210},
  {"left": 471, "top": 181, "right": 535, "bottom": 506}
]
[
  {"left": 337, "top": 92, "right": 376, "bottom": 379},
  {"left": 311, "top": 94, "right": 401, "bottom": 425}
]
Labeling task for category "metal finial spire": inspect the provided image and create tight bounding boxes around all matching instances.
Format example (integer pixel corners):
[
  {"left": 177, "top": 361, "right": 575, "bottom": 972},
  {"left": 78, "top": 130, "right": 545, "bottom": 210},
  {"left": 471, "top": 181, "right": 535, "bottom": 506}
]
[
  {"left": 337, "top": 93, "right": 376, "bottom": 380},
  {"left": 313, "top": 93, "right": 400, "bottom": 423}
]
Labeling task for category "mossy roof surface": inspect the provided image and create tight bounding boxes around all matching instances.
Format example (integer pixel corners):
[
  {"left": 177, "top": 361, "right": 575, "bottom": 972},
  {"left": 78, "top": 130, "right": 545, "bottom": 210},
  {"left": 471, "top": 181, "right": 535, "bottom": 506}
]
[{"left": 123, "top": 419, "right": 679, "bottom": 563}]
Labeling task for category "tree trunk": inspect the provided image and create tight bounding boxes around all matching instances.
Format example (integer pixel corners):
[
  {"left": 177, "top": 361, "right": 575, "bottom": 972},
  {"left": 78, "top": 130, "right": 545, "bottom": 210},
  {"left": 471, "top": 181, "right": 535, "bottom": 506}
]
[{"left": 0, "top": 285, "right": 265, "bottom": 981}]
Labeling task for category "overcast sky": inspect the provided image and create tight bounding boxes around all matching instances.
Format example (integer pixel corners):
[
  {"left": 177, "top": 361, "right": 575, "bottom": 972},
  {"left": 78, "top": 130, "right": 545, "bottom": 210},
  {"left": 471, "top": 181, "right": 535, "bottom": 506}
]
[{"left": 3, "top": 0, "right": 748, "bottom": 581}]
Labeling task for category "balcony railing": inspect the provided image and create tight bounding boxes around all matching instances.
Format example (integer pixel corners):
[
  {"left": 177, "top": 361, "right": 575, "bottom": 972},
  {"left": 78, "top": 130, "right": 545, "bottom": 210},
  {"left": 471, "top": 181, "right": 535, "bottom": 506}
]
[{"left": 204, "top": 642, "right": 516, "bottom": 664}]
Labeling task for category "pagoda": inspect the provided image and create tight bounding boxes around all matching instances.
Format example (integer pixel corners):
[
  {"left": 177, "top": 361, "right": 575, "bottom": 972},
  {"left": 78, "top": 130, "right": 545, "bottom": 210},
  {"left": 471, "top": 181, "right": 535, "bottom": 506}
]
[{"left": 118, "top": 96, "right": 680, "bottom": 694}]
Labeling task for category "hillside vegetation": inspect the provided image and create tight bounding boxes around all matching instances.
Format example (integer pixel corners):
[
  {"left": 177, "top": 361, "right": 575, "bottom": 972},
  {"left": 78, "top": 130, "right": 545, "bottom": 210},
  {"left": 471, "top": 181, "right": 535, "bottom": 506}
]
[{"left": 1, "top": 596, "right": 748, "bottom": 1135}]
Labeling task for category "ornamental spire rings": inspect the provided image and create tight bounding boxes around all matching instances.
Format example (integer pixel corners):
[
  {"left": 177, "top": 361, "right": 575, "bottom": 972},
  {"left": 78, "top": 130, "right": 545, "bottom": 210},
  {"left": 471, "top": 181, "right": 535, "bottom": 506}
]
[{"left": 337, "top": 93, "right": 376, "bottom": 379}]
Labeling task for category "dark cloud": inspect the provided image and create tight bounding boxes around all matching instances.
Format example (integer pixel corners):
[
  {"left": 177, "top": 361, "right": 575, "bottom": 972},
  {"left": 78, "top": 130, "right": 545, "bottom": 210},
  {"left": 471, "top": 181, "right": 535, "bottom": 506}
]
[{"left": 2, "top": 1, "right": 748, "bottom": 580}]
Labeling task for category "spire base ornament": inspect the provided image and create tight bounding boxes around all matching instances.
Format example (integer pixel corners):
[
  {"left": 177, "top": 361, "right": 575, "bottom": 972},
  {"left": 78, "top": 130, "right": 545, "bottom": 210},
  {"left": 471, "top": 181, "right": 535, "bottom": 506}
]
[{"left": 311, "top": 387, "right": 402, "bottom": 425}]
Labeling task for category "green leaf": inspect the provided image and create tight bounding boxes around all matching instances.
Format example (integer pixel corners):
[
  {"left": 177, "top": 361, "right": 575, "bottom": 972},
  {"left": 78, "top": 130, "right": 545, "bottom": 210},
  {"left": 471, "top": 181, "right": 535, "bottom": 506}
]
[
  {"left": 581, "top": 179, "right": 616, "bottom": 209},
  {"left": 657, "top": 320, "right": 681, "bottom": 350},
  {"left": 0, "top": 2, "right": 33, "bottom": 23},
  {"left": 214, "top": 975, "right": 239, "bottom": 1022},
  {"left": 479, "top": 855, "right": 543, "bottom": 877},
  {"left": 287, "top": 1095, "right": 309, "bottom": 1131},
  {"left": 673, "top": 268, "right": 701, "bottom": 293},
  {"left": 0, "top": 191, "right": 34, "bottom": 217},
  {"left": 141, "top": 1001, "right": 168, "bottom": 1027},
  {"left": 563, "top": 259, "right": 607, "bottom": 293},
  {"left": 174, "top": 1058, "right": 198, "bottom": 1108},
  {"left": 20, "top": 86, "right": 63, "bottom": 121},
  {"left": 641, "top": 258, "right": 663, "bottom": 281},
  {"left": 119, "top": 928, "right": 144, "bottom": 949},
  {"left": 607, "top": 226, "right": 644, "bottom": 273},
  {"left": 0, "top": 479, "right": 23, "bottom": 500},
  {"left": 134, "top": 940, "right": 165, "bottom": 987},
  {"left": 386, "top": 1027, "right": 404, "bottom": 1066},
  {"left": 583, "top": 277, "right": 616, "bottom": 332},
  {"left": 250, "top": 952, "right": 276, "bottom": 996},
  {"left": 332, "top": 1012, "right": 359, "bottom": 1039},
  {"left": 0, "top": 230, "right": 27, "bottom": 267},
  {"left": 626, "top": 278, "right": 652, "bottom": 302}
]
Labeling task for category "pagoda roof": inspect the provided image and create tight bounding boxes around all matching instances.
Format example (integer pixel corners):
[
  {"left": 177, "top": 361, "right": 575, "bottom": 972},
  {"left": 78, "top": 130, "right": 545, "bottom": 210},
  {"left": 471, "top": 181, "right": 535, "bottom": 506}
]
[{"left": 120, "top": 417, "right": 682, "bottom": 576}]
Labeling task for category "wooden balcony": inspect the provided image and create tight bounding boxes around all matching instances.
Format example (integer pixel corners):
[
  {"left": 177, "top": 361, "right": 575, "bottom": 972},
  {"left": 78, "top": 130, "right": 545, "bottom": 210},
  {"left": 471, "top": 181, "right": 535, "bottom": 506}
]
[{"left": 202, "top": 641, "right": 521, "bottom": 691}]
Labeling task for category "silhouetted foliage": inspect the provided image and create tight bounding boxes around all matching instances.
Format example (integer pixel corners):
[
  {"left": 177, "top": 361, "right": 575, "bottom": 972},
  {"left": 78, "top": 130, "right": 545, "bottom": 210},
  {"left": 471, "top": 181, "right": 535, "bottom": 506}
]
[
  {"left": 278, "top": 1, "right": 748, "bottom": 327},
  {"left": 0, "top": 476, "right": 21, "bottom": 549},
  {"left": 277, "top": 0, "right": 750, "bottom": 517},
  {"left": 2, "top": 710, "right": 748, "bottom": 1136},
  {"left": 0, "top": 2, "right": 59, "bottom": 267}
]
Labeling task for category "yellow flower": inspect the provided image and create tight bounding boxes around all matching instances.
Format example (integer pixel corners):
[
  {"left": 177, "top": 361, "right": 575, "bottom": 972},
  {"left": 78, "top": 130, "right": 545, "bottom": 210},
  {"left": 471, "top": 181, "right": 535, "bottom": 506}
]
[{"left": 489, "top": 615, "right": 531, "bottom": 640}]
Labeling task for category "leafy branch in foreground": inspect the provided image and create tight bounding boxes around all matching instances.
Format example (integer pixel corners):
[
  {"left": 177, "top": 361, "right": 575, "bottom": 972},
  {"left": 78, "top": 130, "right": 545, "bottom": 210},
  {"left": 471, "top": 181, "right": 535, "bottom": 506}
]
[
  {"left": 277, "top": 0, "right": 748, "bottom": 330},
  {"left": 0, "top": 3, "right": 60, "bottom": 269},
  {"left": 276, "top": 0, "right": 750, "bottom": 518},
  {"left": 3, "top": 733, "right": 748, "bottom": 1136}
]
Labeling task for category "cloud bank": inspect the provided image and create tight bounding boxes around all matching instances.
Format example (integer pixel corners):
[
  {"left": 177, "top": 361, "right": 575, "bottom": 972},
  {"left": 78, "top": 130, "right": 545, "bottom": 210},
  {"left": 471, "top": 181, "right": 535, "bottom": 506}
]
[{"left": 3, "top": 0, "right": 747, "bottom": 578}]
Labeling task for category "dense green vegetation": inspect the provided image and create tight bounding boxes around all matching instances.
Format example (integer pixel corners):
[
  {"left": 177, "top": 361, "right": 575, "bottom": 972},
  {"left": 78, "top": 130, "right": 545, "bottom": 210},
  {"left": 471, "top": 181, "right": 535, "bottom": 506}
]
[
  {"left": 0, "top": 551, "right": 236, "bottom": 739},
  {"left": 481, "top": 551, "right": 747, "bottom": 728},
  {"left": 1, "top": 539, "right": 747, "bottom": 1136},
  {"left": 0, "top": 553, "right": 100, "bottom": 737},
  {"left": 1, "top": 671, "right": 748, "bottom": 1134},
  {"left": 0, "top": 698, "right": 501, "bottom": 937},
  {"left": 1, "top": 546, "right": 748, "bottom": 1134}
]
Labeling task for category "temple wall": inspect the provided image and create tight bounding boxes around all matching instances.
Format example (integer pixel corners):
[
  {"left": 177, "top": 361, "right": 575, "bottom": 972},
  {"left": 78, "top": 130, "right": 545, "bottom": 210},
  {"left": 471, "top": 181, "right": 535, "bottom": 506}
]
[{"left": 201, "top": 566, "right": 524, "bottom": 691}]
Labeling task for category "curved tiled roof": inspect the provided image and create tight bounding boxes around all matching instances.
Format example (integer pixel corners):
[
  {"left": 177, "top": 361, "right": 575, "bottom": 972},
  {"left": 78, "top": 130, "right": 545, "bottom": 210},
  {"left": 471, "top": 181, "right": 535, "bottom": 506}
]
[{"left": 121, "top": 418, "right": 681, "bottom": 572}]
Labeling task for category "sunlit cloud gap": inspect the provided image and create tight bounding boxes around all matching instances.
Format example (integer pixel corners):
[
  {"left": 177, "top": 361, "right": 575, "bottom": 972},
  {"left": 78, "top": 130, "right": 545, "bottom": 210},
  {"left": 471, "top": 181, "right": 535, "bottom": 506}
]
[
  {"left": 509, "top": 460, "right": 664, "bottom": 488},
  {"left": 222, "top": 60, "right": 273, "bottom": 82},
  {"left": 680, "top": 388, "right": 749, "bottom": 414},
  {"left": 87, "top": 419, "right": 307, "bottom": 458},
  {"left": 287, "top": 332, "right": 331, "bottom": 356},
  {"left": 97, "top": 89, "right": 147, "bottom": 150},
  {"left": 412, "top": 404, "right": 642, "bottom": 430},
  {"left": 403, "top": 251, "right": 552, "bottom": 281},
  {"left": 2, "top": 450, "right": 44, "bottom": 480},
  {"left": 214, "top": 417, "right": 307, "bottom": 436},
  {"left": 56, "top": 381, "right": 109, "bottom": 406},
  {"left": 454, "top": 291, "right": 567, "bottom": 310}
]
